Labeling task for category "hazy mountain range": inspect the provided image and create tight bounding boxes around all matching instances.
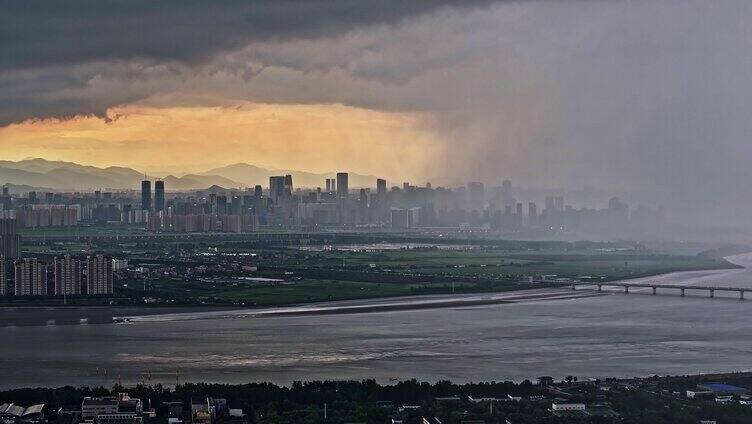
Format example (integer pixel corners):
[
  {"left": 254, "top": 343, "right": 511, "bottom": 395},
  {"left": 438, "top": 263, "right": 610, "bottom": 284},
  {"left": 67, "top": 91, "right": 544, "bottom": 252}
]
[{"left": 0, "top": 158, "right": 380, "bottom": 192}]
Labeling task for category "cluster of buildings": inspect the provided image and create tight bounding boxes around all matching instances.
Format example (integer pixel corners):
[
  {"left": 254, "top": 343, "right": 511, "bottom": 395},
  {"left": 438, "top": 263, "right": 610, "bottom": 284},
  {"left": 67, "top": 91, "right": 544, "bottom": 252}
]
[
  {"left": 0, "top": 174, "right": 664, "bottom": 235},
  {"left": 0, "top": 393, "right": 245, "bottom": 424},
  {"left": 143, "top": 175, "right": 663, "bottom": 234},
  {"left": 0, "top": 254, "right": 114, "bottom": 297}
]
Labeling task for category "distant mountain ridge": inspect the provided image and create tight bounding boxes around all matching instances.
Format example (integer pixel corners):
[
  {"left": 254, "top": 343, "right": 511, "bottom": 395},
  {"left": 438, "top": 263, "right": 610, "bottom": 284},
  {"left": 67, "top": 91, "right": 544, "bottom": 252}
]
[{"left": 0, "top": 158, "right": 383, "bottom": 192}]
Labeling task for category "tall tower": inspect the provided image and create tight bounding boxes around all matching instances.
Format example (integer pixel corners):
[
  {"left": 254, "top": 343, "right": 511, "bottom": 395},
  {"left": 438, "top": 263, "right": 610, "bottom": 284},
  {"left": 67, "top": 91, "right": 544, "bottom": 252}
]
[
  {"left": 141, "top": 179, "right": 152, "bottom": 211},
  {"left": 376, "top": 179, "right": 387, "bottom": 196},
  {"left": 528, "top": 202, "right": 537, "bottom": 226},
  {"left": 154, "top": 180, "right": 165, "bottom": 212},
  {"left": 269, "top": 176, "right": 286, "bottom": 204},
  {"left": 336, "top": 172, "right": 349, "bottom": 199},
  {"left": 284, "top": 174, "right": 293, "bottom": 195},
  {"left": 0, "top": 256, "right": 5, "bottom": 295}
]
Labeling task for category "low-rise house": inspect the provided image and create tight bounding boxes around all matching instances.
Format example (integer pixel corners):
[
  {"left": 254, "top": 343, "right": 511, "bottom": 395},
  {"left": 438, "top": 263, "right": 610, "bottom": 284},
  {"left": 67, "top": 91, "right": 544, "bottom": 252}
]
[{"left": 551, "top": 403, "right": 585, "bottom": 411}]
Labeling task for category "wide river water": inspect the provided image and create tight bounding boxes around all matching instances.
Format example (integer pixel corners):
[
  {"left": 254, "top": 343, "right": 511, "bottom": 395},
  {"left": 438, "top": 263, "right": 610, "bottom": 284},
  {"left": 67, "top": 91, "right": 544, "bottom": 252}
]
[{"left": 2, "top": 253, "right": 752, "bottom": 389}]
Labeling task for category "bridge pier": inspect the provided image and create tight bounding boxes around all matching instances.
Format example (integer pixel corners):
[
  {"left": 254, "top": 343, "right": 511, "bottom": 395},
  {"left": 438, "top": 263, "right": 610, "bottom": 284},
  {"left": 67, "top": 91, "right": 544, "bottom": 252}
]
[
  {"left": 709, "top": 289, "right": 714, "bottom": 298},
  {"left": 571, "top": 284, "right": 576, "bottom": 291},
  {"left": 624, "top": 286, "right": 629, "bottom": 294},
  {"left": 652, "top": 287, "right": 657, "bottom": 295},
  {"left": 741, "top": 290, "right": 745, "bottom": 300},
  {"left": 681, "top": 288, "right": 685, "bottom": 296},
  {"left": 597, "top": 284, "right": 602, "bottom": 292}
]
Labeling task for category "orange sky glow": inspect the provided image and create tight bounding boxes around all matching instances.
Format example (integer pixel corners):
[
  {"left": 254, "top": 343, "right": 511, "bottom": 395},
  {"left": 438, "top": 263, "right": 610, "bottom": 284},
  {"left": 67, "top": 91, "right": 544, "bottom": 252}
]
[{"left": 0, "top": 102, "right": 442, "bottom": 179}]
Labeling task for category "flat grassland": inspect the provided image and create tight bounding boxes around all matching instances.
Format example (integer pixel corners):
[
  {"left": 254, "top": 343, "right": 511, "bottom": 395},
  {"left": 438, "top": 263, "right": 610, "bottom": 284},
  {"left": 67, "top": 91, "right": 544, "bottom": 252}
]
[{"left": 133, "top": 246, "right": 738, "bottom": 306}]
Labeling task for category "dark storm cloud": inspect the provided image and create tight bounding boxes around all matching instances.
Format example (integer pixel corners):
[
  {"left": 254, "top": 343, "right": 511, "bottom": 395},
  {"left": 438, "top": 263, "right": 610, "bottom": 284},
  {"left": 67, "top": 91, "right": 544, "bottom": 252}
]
[{"left": 0, "top": 0, "right": 495, "bottom": 71}]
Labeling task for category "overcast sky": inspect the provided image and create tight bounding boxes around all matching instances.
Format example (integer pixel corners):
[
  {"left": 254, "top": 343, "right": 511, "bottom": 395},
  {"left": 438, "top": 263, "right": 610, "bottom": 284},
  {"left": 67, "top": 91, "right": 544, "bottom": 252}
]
[{"left": 2, "top": 0, "right": 752, "bottom": 226}]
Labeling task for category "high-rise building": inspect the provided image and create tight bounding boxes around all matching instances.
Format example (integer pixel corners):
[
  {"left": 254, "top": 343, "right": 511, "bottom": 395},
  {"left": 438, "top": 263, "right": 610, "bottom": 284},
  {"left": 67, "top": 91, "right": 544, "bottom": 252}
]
[
  {"left": 336, "top": 173, "right": 349, "bottom": 198},
  {"left": 154, "top": 180, "right": 165, "bottom": 212},
  {"left": 545, "top": 196, "right": 555, "bottom": 211},
  {"left": 254, "top": 185, "right": 263, "bottom": 197},
  {"left": 467, "top": 182, "right": 485, "bottom": 209},
  {"left": 54, "top": 255, "right": 82, "bottom": 295},
  {"left": 14, "top": 258, "right": 47, "bottom": 296},
  {"left": 0, "top": 218, "right": 20, "bottom": 258},
  {"left": 87, "top": 255, "right": 113, "bottom": 295},
  {"left": 269, "top": 176, "right": 286, "bottom": 204},
  {"left": 325, "top": 179, "right": 331, "bottom": 192},
  {"left": 359, "top": 189, "right": 369, "bottom": 223},
  {"left": 528, "top": 202, "right": 537, "bottom": 225},
  {"left": 141, "top": 180, "right": 152, "bottom": 211},
  {"left": 216, "top": 195, "right": 227, "bottom": 215},
  {"left": 390, "top": 208, "right": 414, "bottom": 229},
  {"left": 0, "top": 256, "right": 5, "bottom": 295},
  {"left": 516, "top": 202, "right": 524, "bottom": 227},
  {"left": 376, "top": 178, "right": 387, "bottom": 196},
  {"left": 554, "top": 196, "right": 564, "bottom": 211}
]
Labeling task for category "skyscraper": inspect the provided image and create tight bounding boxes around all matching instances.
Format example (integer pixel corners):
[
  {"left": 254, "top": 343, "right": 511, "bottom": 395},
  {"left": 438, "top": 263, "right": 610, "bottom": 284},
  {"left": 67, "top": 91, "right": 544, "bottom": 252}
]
[
  {"left": 269, "top": 176, "right": 286, "bottom": 204},
  {"left": 516, "top": 202, "right": 524, "bottom": 227},
  {"left": 467, "top": 182, "right": 485, "bottom": 209},
  {"left": 554, "top": 196, "right": 564, "bottom": 211},
  {"left": 14, "top": 258, "right": 47, "bottom": 296},
  {"left": 54, "top": 255, "right": 82, "bottom": 295},
  {"left": 284, "top": 174, "right": 293, "bottom": 194},
  {"left": 359, "top": 188, "right": 368, "bottom": 223},
  {"left": 86, "top": 254, "right": 113, "bottom": 295},
  {"left": 376, "top": 178, "right": 387, "bottom": 196},
  {"left": 528, "top": 202, "right": 537, "bottom": 226},
  {"left": 0, "top": 218, "right": 20, "bottom": 259},
  {"left": 141, "top": 179, "right": 152, "bottom": 210},
  {"left": 0, "top": 256, "right": 5, "bottom": 295},
  {"left": 154, "top": 180, "right": 165, "bottom": 212},
  {"left": 336, "top": 173, "right": 349, "bottom": 198}
]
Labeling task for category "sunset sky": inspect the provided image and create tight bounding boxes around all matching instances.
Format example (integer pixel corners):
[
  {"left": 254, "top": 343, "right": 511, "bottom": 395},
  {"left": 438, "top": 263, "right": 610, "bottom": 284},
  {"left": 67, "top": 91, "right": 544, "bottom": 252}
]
[
  {"left": 0, "top": 102, "right": 441, "bottom": 177},
  {"left": 4, "top": 0, "right": 752, "bottom": 224}
]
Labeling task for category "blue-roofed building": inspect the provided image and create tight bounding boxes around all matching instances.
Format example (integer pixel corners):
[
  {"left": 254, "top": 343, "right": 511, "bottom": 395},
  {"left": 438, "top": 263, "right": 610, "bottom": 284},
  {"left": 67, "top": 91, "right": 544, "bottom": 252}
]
[{"left": 698, "top": 383, "right": 748, "bottom": 396}]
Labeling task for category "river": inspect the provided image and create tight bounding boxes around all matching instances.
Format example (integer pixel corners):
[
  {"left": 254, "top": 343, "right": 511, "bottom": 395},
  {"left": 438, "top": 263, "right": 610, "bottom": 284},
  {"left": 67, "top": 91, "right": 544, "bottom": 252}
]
[{"left": 1, "top": 253, "right": 752, "bottom": 389}]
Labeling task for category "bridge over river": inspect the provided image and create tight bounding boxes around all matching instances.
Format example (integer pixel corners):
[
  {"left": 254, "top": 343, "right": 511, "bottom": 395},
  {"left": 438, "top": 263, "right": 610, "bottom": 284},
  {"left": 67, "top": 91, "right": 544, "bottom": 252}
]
[{"left": 571, "top": 281, "right": 749, "bottom": 299}]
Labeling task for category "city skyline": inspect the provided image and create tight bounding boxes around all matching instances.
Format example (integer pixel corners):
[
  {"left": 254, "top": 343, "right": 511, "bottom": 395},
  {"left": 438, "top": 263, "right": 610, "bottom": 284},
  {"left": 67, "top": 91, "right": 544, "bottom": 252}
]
[{"left": 4, "top": 1, "right": 752, "bottom": 228}]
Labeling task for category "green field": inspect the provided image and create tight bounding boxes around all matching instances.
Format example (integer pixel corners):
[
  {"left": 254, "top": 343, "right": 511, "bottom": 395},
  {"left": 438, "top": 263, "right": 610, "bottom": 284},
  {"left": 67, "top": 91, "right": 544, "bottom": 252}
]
[
  {"left": 122, "top": 246, "right": 740, "bottom": 307},
  {"left": 20, "top": 223, "right": 147, "bottom": 237},
  {"left": 292, "top": 248, "right": 737, "bottom": 282},
  {"left": 133, "top": 278, "right": 480, "bottom": 306}
]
